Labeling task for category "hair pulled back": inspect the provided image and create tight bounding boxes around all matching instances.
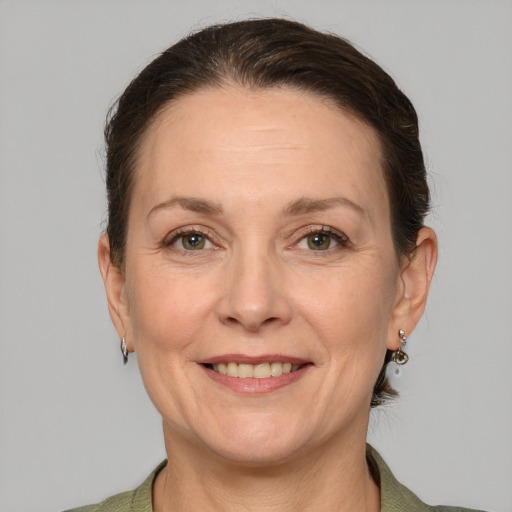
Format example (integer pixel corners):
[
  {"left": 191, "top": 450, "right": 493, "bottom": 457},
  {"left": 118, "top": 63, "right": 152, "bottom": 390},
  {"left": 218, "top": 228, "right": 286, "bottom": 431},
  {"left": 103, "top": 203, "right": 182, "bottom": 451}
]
[{"left": 104, "top": 18, "right": 430, "bottom": 406}]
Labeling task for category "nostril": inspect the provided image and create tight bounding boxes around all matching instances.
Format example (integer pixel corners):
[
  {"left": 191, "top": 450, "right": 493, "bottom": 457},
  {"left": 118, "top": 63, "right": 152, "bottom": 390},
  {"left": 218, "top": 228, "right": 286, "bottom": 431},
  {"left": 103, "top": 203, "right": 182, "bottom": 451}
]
[
  {"left": 224, "top": 315, "right": 279, "bottom": 332},
  {"left": 216, "top": 284, "right": 293, "bottom": 331}
]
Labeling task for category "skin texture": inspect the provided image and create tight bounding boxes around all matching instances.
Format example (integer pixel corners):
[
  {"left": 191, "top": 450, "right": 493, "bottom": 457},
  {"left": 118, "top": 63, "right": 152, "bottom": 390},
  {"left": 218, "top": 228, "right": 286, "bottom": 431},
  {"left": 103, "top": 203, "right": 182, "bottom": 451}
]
[{"left": 98, "top": 86, "right": 437, "bottom": 512}]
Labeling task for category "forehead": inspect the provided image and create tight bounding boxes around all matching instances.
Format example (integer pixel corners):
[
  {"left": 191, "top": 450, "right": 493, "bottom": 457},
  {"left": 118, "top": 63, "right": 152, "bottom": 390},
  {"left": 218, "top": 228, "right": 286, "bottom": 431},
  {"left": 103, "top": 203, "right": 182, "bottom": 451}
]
[
  {"left": 144, "top": 85, "right": 381, "bottom": 157},
  {"left": 134, "top": 86, "right": 388, "bottom": 219}
]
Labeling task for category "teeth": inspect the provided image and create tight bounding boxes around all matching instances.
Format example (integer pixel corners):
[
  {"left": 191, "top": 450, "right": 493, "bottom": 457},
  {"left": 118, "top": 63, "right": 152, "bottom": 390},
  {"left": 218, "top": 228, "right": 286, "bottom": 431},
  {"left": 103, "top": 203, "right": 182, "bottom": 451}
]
[
  {"left": 209, "top": 361, "right": 302, "bottom": 378},
  {"left": 253, "top": 363, "right": 271, "bottom": 379},
  {"left": 227, "top": 362, "right": 238, "bottom": 377},
  {"left": 270, "top": 362, "right": 282, "bottom": 377},
  {"left": 238, "top": 364, "right": 254, "bottom": 378}
]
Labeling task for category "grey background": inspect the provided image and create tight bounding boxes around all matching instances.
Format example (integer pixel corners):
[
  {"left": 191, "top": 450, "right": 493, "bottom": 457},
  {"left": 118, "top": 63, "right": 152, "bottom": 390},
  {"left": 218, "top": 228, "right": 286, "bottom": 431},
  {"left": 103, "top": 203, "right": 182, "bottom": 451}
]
[{"left": 1, "top": 1, "right": 511, "bottom": 511}]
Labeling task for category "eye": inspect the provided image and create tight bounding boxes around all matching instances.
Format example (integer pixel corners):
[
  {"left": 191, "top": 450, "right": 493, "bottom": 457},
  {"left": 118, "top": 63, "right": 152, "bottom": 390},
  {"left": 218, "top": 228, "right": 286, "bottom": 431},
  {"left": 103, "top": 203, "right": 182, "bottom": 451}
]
[
  {"left": 165, "top": 229, "right": 215, "bottom": 251},
  {"left": 295, "top": 227, "right": 348, "bottom": 251},
  {"left": 305, "top": 233, "right": 332, "bottom": 250},
  {"left": 180, "top": 233, "right": 207, "bottom": 250}
]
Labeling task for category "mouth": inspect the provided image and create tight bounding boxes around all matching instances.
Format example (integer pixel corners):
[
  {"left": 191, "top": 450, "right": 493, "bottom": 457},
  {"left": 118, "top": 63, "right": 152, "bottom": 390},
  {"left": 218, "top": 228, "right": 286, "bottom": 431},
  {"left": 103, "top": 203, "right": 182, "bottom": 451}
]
[
  {"left": 202, "top": 361, "right": 307, "bottom": 379},
  {"left": 199, "top": 356, "right": 312, "bottom": 393}
]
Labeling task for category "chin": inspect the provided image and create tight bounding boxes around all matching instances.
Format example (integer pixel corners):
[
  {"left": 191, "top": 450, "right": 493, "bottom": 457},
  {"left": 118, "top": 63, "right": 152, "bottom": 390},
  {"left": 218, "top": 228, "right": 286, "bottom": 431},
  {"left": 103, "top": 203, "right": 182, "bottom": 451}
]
[
  {"left": 191, "top": 415, "right": 318, "bottom": 466},
  {"left": 209, "top": 439, "right": 305, "bottom": 467}
]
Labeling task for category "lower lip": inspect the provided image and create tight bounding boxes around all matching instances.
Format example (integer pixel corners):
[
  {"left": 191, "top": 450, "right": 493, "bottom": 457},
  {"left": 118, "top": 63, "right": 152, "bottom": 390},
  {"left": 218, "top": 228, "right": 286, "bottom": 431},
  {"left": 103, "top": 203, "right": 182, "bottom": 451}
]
[{"left": 200, "top": 365, "right": 311, "bottom": 394}]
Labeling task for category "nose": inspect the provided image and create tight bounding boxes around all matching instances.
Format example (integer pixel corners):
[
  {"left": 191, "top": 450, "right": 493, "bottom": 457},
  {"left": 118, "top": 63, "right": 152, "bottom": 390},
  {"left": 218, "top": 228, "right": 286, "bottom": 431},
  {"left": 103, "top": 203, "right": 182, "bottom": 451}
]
[{"left": 215, "top": 246, "right": 293, "bottom": 332}]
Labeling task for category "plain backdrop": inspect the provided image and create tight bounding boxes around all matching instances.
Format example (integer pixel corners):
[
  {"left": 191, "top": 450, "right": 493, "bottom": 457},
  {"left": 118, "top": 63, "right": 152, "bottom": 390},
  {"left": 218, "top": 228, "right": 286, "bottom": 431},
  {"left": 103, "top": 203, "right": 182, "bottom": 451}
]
[{"left": 1, "top": 1, "right": 511, "bottom": 511}]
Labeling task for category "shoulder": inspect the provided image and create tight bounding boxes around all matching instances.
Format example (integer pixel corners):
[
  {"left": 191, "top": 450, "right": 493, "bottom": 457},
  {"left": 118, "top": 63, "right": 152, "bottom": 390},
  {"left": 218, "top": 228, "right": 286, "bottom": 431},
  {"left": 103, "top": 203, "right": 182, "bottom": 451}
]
[
  {"left": 63, "top": 490, "right": 136, "bottom": 512},
  {"left": 368, "top": 446, "right": 486, "bottom": 512},
  {"left": 63, "top": 461, "right": 166, "bottom": 512}
]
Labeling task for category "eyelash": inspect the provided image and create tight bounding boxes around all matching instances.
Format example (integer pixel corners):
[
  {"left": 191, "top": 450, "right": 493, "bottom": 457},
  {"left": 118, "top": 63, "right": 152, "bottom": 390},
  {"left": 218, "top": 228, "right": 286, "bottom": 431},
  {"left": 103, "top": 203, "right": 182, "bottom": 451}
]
[
  {"left": 162, "top": 225, "right": 350, "bottom": 253},
  {"left": 163, "top": 226, "right": 218, "bottom": 252},
  {"left": 293, "top": 226, "right": 350, "bottom": 252}
]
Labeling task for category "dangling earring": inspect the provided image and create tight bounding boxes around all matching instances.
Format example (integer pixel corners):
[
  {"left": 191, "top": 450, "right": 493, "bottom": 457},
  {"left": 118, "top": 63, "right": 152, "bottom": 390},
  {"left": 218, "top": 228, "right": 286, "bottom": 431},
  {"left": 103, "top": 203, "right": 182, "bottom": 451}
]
[
  {"left": 391, "top": 329, "right": 409, "bottom": 365},
  {"left": 120, "top": 337, "right": 129, "bottom": 365}
]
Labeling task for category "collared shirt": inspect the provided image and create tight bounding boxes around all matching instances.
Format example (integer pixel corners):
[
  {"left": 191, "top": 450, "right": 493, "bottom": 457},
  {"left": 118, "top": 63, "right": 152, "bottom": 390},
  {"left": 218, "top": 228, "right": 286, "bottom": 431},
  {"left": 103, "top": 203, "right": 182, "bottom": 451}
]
[{"left": 64, "top": 448, "right": 486, "bottom": 512}]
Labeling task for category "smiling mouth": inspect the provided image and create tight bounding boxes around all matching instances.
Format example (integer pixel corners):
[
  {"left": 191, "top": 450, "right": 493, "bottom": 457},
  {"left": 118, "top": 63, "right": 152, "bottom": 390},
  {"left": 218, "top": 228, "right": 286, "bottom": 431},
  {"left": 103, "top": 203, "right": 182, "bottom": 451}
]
[{"left": 202, "top": 362, "right": 307, "bottom": 379}]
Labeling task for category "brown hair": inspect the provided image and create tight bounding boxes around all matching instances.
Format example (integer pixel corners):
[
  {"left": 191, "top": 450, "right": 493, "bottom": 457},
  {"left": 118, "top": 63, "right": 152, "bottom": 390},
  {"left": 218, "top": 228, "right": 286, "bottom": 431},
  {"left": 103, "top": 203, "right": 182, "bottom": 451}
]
[{"left": 104, "top": 18, "right": 430, "bottom": 406}]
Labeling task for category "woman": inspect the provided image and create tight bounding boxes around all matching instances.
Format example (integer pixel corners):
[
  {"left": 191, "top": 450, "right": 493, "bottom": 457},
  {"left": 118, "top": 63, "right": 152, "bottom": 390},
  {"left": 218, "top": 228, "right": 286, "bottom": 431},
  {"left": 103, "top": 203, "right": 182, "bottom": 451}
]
[{"left": 70, "top": 18, "right": 483, "bottom": 512}]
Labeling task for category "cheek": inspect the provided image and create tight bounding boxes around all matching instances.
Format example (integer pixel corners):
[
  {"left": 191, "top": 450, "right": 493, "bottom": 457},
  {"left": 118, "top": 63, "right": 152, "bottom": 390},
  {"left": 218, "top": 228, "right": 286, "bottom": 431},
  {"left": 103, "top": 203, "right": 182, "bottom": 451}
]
[
  {"left": 126, "top": 261, "right": 218, "bottom": 353},
  {"left": 123, "top": 263, "right": 219, "bottom": 420},
  {"left": 296, "top": 261, "right": 398, "bottom": 360}
]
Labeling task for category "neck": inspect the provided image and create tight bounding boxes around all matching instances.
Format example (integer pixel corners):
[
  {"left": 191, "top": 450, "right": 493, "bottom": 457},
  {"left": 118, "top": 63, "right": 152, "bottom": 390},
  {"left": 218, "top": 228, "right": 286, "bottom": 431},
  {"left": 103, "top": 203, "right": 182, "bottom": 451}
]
[{"left": 153, "top": 426, "right": 380, "bottom": 512}]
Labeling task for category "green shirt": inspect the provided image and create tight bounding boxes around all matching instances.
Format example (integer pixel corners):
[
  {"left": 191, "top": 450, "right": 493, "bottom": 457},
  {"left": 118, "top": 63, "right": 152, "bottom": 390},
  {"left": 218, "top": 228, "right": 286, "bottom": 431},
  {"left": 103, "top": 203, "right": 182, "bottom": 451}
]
[{"left": 64, "top": 448, "right": 485, "bottom": 512}]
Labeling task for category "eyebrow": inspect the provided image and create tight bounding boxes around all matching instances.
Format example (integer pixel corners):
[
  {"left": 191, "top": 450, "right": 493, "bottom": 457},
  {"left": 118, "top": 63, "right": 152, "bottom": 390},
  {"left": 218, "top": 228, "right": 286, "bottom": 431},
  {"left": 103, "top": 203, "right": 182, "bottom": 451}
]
[
  {"left": 284, "top": 197, "right": 368, "bottom": 218},
  {"left": 147, "top": 195, "right": 367, "bottom": 220},
  {"left": 147, "top": 196, "right": 223, "bottom": 218}
]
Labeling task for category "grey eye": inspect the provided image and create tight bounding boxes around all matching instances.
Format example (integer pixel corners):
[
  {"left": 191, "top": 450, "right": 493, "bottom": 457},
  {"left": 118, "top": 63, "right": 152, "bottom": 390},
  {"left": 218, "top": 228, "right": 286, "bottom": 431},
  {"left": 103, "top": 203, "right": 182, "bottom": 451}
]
[
  {"left": 181, "top": 233, "right": 206, "bottom": 250},
  {"left": 306, "top": 233, "right": 332, "bottom": 250}
]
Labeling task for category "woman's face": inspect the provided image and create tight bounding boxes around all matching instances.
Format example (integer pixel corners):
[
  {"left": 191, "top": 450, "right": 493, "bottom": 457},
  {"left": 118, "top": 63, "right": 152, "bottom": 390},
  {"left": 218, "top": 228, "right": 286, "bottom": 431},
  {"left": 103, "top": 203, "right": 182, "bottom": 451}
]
[{"left": 111, "top": 86, "right": 407, "bottom": 463}]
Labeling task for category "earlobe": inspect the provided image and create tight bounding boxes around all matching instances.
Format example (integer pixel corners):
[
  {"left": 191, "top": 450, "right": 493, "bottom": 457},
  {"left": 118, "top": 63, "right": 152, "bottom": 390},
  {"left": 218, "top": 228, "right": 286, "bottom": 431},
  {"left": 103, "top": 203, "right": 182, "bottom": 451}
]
[
  {"left": 387, "top": 227, "right": 438, "bottom": 350},
  {"left": 98, "top": 234, "right": 131, "bottom": 344}
]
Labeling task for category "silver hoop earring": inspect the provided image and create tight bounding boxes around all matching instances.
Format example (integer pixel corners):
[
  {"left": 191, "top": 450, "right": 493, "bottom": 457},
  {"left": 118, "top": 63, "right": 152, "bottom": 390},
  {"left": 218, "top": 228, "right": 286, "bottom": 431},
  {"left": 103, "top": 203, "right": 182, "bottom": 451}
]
[
  {"left": 391, "top": 329, "right": 409, "bottom": 365},
  {"left": 121, "top": 337, "right": 129, "bottom": 365}
]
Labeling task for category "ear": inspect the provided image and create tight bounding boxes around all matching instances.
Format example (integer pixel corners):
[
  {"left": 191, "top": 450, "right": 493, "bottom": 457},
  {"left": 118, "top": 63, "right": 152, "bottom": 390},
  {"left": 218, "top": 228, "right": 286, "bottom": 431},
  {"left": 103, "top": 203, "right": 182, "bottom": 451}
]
[
  {"left": 387, "top": 227, "right": 438, "bottom": 350},
  {"left": 98, "top": 234, "right": 132, "bottom": 351}
]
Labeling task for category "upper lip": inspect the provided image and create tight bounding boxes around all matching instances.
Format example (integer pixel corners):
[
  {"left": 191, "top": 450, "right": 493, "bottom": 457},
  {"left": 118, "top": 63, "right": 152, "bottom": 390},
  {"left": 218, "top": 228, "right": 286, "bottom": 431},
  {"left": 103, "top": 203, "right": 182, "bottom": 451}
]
[{"left": 199, "top": 354, "right": 311, "bottom": 365}]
